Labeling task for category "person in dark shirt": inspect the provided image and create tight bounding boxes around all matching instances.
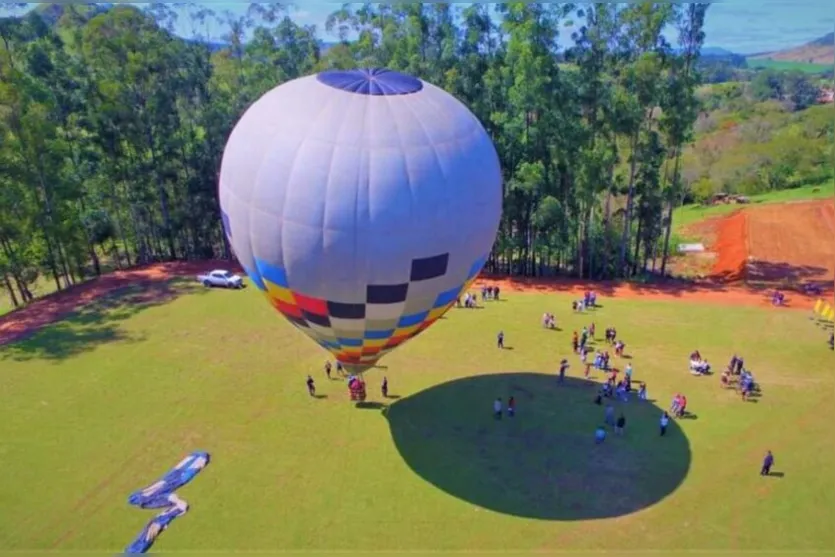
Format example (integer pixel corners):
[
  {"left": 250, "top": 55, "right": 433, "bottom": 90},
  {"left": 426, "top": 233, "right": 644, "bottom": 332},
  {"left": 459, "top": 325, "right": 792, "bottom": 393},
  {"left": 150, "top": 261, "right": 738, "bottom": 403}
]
[
  {"left": 615, "top": 414, "right": 626, "bottom": 435},
  {"left": 761, "top": 450, "right": 774, "bottom": 476},
  {"left": 829, "top": 333, "right": 834, "bottom": 350},
  {"left": 558, "top": 359, "right": 569, "bottom": 383},
  {"left": 306, "top": 375, "right": 315, "bottom": 397},
  {"left": 381, "top": 377, "right": 389, "bottom": 398},
  {"left": 507, "top": 396, "right": 516, "bottom": 417},
  {"left": 497, "top": 331, "right": 504, "bottom": 349},
  {"left": 324, "top": 361, "right": 332, "bottom": 380}
]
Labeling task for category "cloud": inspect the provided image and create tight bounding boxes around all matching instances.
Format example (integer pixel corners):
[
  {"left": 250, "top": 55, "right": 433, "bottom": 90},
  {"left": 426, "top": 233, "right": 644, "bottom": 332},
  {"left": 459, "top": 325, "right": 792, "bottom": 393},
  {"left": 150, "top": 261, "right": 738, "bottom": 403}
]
[{"left": 293, "top": 10, "right": 312, "bottom": 21}]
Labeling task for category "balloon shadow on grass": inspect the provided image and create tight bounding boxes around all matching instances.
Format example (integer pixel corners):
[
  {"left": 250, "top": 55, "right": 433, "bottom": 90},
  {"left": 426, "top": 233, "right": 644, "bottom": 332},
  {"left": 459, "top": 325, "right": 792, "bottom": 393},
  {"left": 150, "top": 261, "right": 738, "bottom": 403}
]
[{"left": 386, "top": 372, "right": 691, "bottom": 521}]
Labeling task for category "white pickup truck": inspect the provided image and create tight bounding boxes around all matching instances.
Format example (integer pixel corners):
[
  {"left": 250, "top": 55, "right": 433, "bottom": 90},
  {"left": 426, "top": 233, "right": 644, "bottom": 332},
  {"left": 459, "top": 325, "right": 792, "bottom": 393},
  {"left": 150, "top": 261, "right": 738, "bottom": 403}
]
[{"left": 197, "top": 269, "right": 244, "bottom": 289}]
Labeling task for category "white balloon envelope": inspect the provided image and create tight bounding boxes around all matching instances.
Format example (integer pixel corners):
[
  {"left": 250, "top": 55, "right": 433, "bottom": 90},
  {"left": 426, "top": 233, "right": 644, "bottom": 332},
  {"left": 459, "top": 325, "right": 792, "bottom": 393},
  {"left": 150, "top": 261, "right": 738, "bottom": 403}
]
[{"left": 219, "top": 68, "right": 502, "bottom": 369}]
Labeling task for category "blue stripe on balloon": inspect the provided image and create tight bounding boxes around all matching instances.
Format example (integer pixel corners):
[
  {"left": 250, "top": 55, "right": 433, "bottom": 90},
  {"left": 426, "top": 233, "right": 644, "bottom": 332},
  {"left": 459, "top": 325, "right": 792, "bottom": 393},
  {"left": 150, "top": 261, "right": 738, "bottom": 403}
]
[
  {"left": 364, "top": 329, "right": 395, "bottom": 340},
  {"left": 242, "top": 263, "right": 266, "bottom": 291},
  {"left": 467, "top": 254, "right": 489, "bottom": 280},
  {"left": 397, "top": 311, "right": 430, "bottom": 328},
  {"left": 255, "top": 258, "right": 289, "bottom": 288},
  {"left": 433, "top": 285, "right": 461, "bottom": 308},
  {"left": 338, "top": 337, "right": 364, "bottom": 347}
]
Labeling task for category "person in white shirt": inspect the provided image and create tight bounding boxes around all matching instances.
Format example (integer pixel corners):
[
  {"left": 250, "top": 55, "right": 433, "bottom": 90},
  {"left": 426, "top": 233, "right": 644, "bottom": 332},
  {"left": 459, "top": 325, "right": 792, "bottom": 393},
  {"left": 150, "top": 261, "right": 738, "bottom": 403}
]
[
  {"left": 493, "top": 398, "right": 502, "bottom": 420},
  {"left": 660, "top": 411, "right": 670, "bottom": 436}
]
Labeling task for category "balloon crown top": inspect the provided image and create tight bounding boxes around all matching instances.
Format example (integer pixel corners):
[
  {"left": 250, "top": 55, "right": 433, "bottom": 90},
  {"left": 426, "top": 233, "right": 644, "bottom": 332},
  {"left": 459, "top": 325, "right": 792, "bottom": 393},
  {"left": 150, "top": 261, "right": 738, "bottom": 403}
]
[{"left": 316, "top": 68, "right": 423, "bottom": 96}]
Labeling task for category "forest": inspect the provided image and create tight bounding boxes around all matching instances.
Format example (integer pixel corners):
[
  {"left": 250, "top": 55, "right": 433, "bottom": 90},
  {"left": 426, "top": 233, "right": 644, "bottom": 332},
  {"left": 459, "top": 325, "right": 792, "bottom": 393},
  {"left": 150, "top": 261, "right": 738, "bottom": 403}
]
[{"left": 0, "top": 2, "right": 741, "bottom": 308}]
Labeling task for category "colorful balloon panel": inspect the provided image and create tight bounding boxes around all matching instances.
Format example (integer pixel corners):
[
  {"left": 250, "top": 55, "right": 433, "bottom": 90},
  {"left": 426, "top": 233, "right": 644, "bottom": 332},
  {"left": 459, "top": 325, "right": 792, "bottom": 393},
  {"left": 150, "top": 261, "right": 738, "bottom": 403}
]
[{"left": 219, "top": 68, "right": 502, "bottom": 366}]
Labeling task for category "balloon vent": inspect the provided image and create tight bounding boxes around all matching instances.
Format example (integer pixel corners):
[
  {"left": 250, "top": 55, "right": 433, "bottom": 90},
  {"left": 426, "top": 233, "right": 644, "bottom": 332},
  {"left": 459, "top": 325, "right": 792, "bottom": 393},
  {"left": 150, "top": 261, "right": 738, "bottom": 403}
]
[{"left": 317, "top": 68, "right": 423, "bottom": 96}]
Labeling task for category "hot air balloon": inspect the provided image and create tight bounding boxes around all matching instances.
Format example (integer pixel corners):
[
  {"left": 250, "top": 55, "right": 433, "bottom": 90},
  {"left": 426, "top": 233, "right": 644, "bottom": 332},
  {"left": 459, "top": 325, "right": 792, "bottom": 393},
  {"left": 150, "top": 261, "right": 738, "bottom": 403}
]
[{"left": 219, "top": 68, "right": 502, "bottom": 372}]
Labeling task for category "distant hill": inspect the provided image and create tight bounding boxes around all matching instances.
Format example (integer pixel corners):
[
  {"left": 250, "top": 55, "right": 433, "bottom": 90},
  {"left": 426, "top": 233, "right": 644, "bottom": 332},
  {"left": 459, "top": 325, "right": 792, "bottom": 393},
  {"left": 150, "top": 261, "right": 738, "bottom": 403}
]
[
  {"left": 701, "top": 46, "right": 738, "bottom": 57},
  {"left": 750, "top": 32, "right": 834, "bottom": 65}
]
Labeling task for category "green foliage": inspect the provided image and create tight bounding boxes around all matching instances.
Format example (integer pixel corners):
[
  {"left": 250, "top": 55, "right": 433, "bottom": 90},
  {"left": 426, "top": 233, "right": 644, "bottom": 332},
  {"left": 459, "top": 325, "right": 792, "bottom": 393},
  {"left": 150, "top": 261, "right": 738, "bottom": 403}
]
[
  {"left": 683, "top": 98, "right": 834, "bottom": 199},
  {"left": 0, "top": 2, "right": 712, "bottom": 308}
]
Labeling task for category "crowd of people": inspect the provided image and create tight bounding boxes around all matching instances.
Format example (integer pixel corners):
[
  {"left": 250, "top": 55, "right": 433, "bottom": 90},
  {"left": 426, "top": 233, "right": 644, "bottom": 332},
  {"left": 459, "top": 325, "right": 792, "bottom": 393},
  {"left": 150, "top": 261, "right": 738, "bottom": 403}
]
[{"left": 305, "top": 285, "right": 778, "bottom": 476}]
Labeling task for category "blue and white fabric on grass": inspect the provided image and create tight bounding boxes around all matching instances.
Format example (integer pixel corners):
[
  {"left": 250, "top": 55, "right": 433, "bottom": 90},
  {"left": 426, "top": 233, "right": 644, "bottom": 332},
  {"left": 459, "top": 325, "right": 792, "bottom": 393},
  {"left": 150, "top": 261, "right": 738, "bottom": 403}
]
[{"left": 125, "top": 451, "right": 210, "bottom": 554}]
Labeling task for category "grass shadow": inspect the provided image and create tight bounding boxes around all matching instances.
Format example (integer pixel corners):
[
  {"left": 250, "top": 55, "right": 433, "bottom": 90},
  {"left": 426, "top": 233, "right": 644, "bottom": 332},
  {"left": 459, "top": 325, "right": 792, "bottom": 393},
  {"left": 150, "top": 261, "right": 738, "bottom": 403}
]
[
  {"left": 356, "top": 401, "right": 387, "bottom": 410},
  {"left": 767, "top": 471, "right": 785, "bottom": 478},
  {"left": 0, "top": 277, "right": 206, "bottom": 362},
  {"left": 313, "top": 394, "right": 328, "bottom": 399},
  {"left": 386, "top": 372, "right": 691, "bottom": 521}
]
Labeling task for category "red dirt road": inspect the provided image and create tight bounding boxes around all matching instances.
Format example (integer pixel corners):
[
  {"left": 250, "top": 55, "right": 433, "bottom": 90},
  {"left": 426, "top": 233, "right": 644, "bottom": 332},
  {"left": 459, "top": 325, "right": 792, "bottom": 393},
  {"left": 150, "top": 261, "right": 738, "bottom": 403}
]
[
  {"left": 709, "top": 200, "right": 835, "bottom": 287},
  {"left": 1, "top": 260, "right": 826, "bottom": 347}
]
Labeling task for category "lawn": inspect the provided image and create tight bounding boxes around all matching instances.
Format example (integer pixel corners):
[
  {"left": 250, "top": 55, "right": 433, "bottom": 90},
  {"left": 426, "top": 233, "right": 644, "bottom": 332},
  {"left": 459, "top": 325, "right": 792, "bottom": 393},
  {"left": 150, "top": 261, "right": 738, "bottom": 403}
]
[
  {"left": 746, "top": 58, "right": 832, "bottom": 74},
  {"left": 0, "top": 282, "right": 833, "bottom": 552},
  {"left": 672, "top": 181, "right": 835, "bottom": 232}
]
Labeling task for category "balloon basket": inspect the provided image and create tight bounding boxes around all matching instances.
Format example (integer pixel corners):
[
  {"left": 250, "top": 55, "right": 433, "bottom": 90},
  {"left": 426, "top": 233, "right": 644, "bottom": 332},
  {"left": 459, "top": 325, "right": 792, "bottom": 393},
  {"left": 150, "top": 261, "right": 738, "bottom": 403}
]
[{"left": 348, "top": 376, "right": 367, "bottom": 402}]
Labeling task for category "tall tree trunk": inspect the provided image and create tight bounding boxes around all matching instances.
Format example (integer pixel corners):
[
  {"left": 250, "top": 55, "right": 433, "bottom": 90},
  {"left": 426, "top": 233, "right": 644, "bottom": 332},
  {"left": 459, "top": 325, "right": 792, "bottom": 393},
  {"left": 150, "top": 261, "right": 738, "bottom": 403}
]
[
  {"left": 2, "top": 273, "right": 19, "bottom": 309},
  {"left": 631, "top": 215, "right": 643, "bottom": 276},
  {"left": 660, "top": 150, "right": 683, "bottom": 276},
  {"left": 618, "top": 130, "right": 640, "bottom": 276}
]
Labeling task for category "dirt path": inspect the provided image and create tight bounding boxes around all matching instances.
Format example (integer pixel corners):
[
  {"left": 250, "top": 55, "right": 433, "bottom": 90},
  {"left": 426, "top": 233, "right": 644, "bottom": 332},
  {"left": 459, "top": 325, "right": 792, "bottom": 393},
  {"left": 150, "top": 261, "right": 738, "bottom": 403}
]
[
  {"left": 1, "top": 260, "right": 828, "bottom": 348},
  {"left": 685, "top": 199, "right": 834, "bottom": 289}
]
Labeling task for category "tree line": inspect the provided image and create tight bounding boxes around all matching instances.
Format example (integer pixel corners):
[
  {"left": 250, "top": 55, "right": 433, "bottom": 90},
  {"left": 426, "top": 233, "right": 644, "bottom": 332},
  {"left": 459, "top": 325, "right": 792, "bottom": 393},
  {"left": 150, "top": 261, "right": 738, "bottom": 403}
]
[{"left": 0, "top": 3, "right": 710, "bottom": 309}]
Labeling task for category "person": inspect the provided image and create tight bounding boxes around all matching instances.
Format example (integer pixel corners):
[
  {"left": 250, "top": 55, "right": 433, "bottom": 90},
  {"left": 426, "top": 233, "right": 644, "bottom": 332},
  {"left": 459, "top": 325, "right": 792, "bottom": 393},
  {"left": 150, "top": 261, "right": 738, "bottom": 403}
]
[
  {"left": 336, "top": 361, "right": 344, "bottom": 376},
  {"left": 497, "top": 331, "right": 505, "bottom": 349},
  {"left": 494, "top": 285, "right": 500, "bottom": 300},
  {"left": 493, "top": 397, "right": 503, "bottom": 419},
  {"left": 595, "top": 426, "right": 606, "bottom": 444},
  {"left": 306, "top": 375, "right": 315, "bottom": 397},
  {"left": 829, "top": 332, "right": 834, "bottom": 350},
  {"left": 559, "top": 359, "right": 569, "bottom": 383},
  {"left": 742, "top": 378, "right": 754, "bottom": 401},
  {"left": 638, "top": 383, "right": 647, "bottom": 401},
  {"left": 589, "top": 322, "right": 596, "bottom": 338},
  {"left": 625, "top": 363, "right": 633, "bottom": 382},
  {"left": 615, "top": 414, "right": 626, "bottom": 436},
  {"left": 572, "top": 331, "right": 579, "bottom": 353},
  {"left": 381, "top": 377, "right": 388, "bottom": 398},
  {"left": 660, "top": 411, "right": 670, "bottom": 436},
  {"left": 678, "top": 395, "right": 688, "bottom": 418},
  {"left": 761, "top": 450, "right": 774, "bottom": 476},
  {"left": 324, "top": 361, "right": 332, "bottom": 380},
  {"left": 670, "top": 393, "right": 681, "bottom": 416},
  {"left": 507, "top": 396, "right": 516, "bottom": 417}
]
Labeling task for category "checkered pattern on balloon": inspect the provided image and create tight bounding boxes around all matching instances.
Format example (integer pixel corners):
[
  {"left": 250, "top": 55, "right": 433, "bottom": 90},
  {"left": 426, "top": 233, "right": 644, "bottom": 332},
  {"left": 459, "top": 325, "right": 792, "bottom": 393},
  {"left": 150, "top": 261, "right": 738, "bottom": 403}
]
[{"left": 245, "top": 251, "right": 487, "bottom": 368}]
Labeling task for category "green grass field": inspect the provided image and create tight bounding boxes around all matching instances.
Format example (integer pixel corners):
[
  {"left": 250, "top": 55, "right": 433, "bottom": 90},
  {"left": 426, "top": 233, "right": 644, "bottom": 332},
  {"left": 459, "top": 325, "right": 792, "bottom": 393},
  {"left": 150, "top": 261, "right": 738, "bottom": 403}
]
[
  {"left": 746, "top": 58, "right": 832, "bottom": 74},
  {"left": 1, "top": 282, "right": 833, "bottom": 552},
  {"left": 672, "top": 182, "right": 835, "bottom": 232}
]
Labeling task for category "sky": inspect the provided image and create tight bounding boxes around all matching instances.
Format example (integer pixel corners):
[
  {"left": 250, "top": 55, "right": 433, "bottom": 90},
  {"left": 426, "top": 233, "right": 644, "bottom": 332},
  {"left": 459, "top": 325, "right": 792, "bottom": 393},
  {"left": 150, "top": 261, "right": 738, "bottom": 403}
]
[{"left": 4, "top": 1, "right": 835, "bottom": 55}]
